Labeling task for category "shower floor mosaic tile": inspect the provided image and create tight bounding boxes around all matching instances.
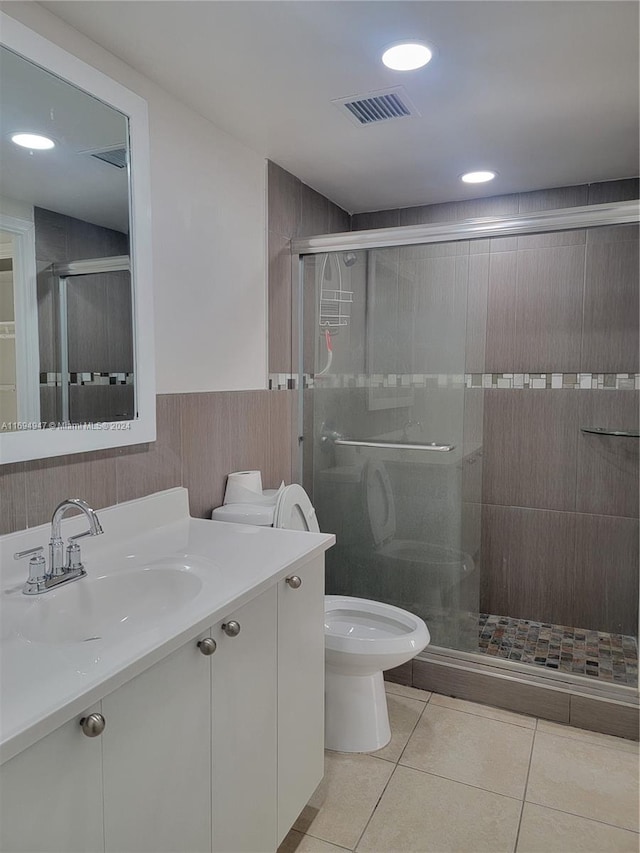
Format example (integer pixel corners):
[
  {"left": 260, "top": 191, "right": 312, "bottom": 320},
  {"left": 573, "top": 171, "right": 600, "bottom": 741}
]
[{"left": 478, "top": 614, "right": 638, "bottom": 687}]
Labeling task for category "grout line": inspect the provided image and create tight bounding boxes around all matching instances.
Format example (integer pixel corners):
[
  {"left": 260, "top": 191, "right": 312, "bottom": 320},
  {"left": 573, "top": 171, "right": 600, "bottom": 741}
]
[
  {"left": 513, "top": 717, "right": 537, "bottom": 851},
  {"left": 427, "top": 697, "right": 537, "bottom": 730},
  {"left": 351, "top": 762, "right": 399, "bottom": 852},
  {"left": 394, "top": 695, "right": 430, "bottom": 768},
  {"left": 521, "top": 799, "right": 640, "bottom": 835},
  {"left": 396, "top": 762, "right": 529, "bottom": 804}
]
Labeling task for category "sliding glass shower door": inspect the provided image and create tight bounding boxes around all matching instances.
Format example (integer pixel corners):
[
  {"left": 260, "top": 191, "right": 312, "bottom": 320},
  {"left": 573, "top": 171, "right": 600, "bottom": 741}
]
[{"left": 302, "top": 242, "right": 479, "bottom": 652}]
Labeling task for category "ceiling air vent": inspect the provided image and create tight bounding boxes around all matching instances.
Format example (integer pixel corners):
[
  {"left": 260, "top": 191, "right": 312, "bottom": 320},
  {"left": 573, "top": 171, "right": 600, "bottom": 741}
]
[
  {"left": 333, "top": 87, "right": 419, "bottom": 127},
  {"left": 88, "top": 146, "right": 128, "bottom": 169}
]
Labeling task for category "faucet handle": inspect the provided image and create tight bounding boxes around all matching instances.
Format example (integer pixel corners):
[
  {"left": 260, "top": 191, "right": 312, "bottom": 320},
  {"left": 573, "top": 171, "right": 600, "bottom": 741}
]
[
  {"left": 15, "top": 547, "right": 48, "bottom": 593},
  {"left": 14, "top": 545, "right": 45, "bottom": 561},
  {"left": 68, "top": 529, "right": 97, "bottom": 543}
]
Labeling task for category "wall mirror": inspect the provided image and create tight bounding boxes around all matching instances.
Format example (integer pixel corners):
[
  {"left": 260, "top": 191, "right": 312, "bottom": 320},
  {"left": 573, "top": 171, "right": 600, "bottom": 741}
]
[{"left": 0, "top": 12, "right": 154, "bottom": 464}]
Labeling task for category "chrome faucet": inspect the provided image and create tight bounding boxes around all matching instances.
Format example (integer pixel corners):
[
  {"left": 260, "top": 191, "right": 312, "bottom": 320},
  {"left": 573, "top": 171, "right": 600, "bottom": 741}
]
[{"left": 14, "top": 498, "right": 103, "bottom": 595}]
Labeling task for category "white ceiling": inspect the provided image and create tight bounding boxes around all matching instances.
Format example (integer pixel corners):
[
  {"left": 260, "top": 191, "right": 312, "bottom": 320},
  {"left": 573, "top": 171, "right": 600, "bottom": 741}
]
[
  {"left": 0, "top": 44, "right": 129, "bottom": 232},
  {"left": 41, "top": 0, "right": 639, "bottom": 214}
]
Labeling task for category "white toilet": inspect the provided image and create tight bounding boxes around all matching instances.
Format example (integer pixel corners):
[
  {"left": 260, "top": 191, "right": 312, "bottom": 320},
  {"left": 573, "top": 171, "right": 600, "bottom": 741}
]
[{"left": 212, "top": 483, "right": 430, "bottom": 753}]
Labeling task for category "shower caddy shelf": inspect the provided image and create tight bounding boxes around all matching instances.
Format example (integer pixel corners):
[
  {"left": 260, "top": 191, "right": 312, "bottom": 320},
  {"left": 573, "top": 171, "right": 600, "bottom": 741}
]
[{"left": 580, "top": 426, "right": 640, "bottom": 438}]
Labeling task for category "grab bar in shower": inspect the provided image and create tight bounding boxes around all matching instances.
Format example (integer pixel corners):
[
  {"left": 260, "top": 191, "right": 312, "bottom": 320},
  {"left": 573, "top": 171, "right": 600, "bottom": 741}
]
[
  {"left": 580, "top": 426, "right": 640, "bottom": 438},
  {"left": 334, "top": 439, "right": 455, "bottom": 452}
]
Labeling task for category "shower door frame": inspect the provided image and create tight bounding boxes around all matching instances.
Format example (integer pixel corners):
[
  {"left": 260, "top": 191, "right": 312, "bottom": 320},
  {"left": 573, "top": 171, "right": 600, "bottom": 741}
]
[{"left": 293, "top": 199, "right": 640, "bottom": 704}]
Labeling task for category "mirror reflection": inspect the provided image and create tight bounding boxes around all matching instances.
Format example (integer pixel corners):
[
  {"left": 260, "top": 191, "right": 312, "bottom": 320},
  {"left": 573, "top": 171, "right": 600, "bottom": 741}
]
[{"left": 0, "top": 45, "right": 134, "bottom": 432}]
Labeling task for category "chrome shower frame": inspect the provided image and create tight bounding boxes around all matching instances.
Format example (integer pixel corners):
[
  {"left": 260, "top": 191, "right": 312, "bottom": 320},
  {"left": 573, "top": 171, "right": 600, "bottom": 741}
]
[{"left": 293, "top": 199, "right": 640, "bottom": 706}]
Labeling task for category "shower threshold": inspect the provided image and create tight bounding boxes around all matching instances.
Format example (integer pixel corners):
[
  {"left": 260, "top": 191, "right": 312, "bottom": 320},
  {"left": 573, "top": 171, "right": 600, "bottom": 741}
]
[{"left": 477, "top": 613, "right": 638, "bottom": 688}]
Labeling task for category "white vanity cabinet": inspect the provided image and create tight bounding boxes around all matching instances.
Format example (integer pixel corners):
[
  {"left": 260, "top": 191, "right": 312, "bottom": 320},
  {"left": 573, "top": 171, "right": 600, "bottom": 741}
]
[
  {"left": 101, "top": 638, "right": 212, "bottom": 853},
  {"left": 210, "top": 586, "right": 278, "bottom": 853},
  {"left": 0, "top": 704, "right": 104, "bottom": 853},
  {"left": 276, "top": 557, "right": 325, "bottom": 844},
  {"left": 0, "top": 553, "right": 326, "bottom": 853}
]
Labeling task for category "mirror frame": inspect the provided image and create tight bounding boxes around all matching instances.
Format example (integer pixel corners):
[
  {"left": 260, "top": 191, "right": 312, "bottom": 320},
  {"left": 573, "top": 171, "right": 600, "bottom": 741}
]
[{"left": 0, "top": 12, "right": 155, "bottom": 464}]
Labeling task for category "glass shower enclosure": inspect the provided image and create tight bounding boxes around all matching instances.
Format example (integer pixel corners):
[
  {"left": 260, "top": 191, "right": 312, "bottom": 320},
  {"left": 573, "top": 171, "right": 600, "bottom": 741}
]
[
  {"left": 300, "top": 240, "right": 479, "bottom": 653},
  {"left": 295, "top": 200, "right": 639, "bottom": 696}
]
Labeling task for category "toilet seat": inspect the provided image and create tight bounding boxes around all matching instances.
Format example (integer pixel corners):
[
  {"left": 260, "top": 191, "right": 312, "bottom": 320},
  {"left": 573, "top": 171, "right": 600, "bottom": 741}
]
[
  {"left": 274, "top": 484, "right": 320, "bottom": 533},
  {"left": 325, "top": 595, "right": 429, "bottom": 658}
]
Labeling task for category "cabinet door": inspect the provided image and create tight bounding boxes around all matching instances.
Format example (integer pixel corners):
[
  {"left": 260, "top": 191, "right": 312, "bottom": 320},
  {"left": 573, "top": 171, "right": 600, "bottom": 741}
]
[
  {"left": 102, "top": 636, "right": 212, "bottom": 853},
  {"left": 0, "top": 704, "right": 104, "bottom": 853},
  {"left": 277, "top": 557, "right": 325, "bottom": 843},
  {"left": 211, "top": 586, "right": 277, "bottom": 853}
]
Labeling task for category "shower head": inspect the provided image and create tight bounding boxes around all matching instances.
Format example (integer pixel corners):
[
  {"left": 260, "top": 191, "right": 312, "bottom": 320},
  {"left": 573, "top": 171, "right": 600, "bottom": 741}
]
[{"left": 343, "top": 252, "right": 358, "bottom": 267}]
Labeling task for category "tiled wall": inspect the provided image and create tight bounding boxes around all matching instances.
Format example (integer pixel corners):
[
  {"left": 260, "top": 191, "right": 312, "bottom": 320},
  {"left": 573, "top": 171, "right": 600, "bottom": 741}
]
[
  {"left": 353, "top": 179, "right": 640, "bottom": 635},
  {"left": 0, "top": 390, "right": 294, "bottom": 535}
]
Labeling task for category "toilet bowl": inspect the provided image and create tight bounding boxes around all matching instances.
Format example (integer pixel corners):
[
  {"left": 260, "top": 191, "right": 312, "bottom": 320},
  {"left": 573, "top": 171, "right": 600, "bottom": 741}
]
[
  {"left": 324, "top": 595, "right": 430, "bottom": 752},
  {"left": 212, "top": 482, "right": 430, "bottom": 753}
]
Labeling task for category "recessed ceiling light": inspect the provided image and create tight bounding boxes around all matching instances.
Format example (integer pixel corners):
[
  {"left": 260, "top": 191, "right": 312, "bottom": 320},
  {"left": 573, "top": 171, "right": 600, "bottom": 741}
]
[
  {"left": 382, "top": 42, "right": 432, "bottom": 71},
  {"left": 11, "top": 133, "right": 55, "bottom": 150},
  {"left": 461, "top": 170, "right": 496, "bottom": 184}
]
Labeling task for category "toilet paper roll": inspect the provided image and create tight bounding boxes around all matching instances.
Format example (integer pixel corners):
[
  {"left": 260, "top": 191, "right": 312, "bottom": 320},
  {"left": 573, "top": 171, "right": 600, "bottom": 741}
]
[{"left": 224, "top": 470, "right": 263, "bottom": 505}]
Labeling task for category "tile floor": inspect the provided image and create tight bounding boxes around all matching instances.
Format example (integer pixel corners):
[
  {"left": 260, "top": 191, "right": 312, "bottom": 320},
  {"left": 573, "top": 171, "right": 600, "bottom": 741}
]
[
  {"left": 278, "top": 683, "right": 640, "bottom": 853},
  {"left": 478, "top": 614, "right": 639, "bottom": 687}
]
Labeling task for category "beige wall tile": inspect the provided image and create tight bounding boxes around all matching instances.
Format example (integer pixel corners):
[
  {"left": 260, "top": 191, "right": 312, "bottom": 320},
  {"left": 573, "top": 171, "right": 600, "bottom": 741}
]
[
  {"left": 527, "top": 731, "right": 640, "bottom": 831},
  {"left": 0, "top": 462, "right": 26, "bottom": 534},
  {"left": 24, "top": 448, "right": 118, "bottom": 528},
  {"left": 293, "top": 753, "right": 393, "bottom": 850},
  {"left": 181, "top": 391, "right": 231, "bottom": 518},
  {"left": 268, "top": 161, "right": 300, "bottom": 239},
  {"left": 576, "top": 391, "right": 639, "bottom": 518},
  {"left": 582, "top": 238, "right": 639, "bottom": 373},
  {"left": 268, "top": 231, "right": 293, "bottom": 373},
  {"left": 267, "top": 390, "right": 294, "bottom": 488},
  {"left": 352, "top": 209, "right": 400, "bottom": 230},
  {"left": 482, "top": 391, "right": 579, "bottom": 511},
  {"left": 516, "top": 802, "right": 639, "bottom": 853},
  {"left": 572, "top": 514, "right": 639, "bottom": 635},
  {"left": 299, "top": 183, "right": 329, "bottom": 238},
  {"left": 518, "top": 185, "right": 589, "bottom": 213},
  {"left": 481, "top": 505, "right": 576, "bottom": 625},
  {"left": 227, "top": 390, "right": 271, "bottom": 477},
  {"left": 400, "top": 703, "right": 534, "bottom": 798},
  {"left": 357, "top": 765, "right": 522, "bottom": 853},
  {"left": 116, "top": 395, "right": 182, "bottom": 504},
  {"left": 514, "top": 244, "right": 585, "bottom": 371}
]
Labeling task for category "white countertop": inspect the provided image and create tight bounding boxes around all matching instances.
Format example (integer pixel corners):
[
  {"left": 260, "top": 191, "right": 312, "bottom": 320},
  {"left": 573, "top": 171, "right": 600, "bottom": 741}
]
[{"left": 0, "top": 488, "right": 334, "bottom": 765}]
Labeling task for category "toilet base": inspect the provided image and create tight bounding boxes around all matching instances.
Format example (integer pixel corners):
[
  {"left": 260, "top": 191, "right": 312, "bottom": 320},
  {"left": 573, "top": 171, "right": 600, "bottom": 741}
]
[{"left": 325, "top": 668, "right": 391, "bottom": 753}]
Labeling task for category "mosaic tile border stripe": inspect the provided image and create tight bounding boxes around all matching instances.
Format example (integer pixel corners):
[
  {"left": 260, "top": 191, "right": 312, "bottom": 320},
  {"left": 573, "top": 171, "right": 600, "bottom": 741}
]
[
  {"left": 466, "top": 372, "right": 640, "bottom": 390},
  {"left": 268, "top": 372, "right": 640, "bottom": 391},
  {"left": 40, "top": 372, "right": 134, "bottom": 387}
]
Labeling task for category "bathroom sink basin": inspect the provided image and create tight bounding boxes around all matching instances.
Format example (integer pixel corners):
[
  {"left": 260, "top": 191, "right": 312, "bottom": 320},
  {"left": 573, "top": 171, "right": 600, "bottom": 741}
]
[{"left": 18, "top": 565, "right": 203, "bottom": 645}]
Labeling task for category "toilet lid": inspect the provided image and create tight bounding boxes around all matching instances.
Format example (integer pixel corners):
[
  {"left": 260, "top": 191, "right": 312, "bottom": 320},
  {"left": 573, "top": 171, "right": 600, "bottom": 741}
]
[
  {"left": 274, "top": 484, "right": 320, "bottom": 532},
  {"left": 364, "top": 460, "right": 396, "bottom": 546}
]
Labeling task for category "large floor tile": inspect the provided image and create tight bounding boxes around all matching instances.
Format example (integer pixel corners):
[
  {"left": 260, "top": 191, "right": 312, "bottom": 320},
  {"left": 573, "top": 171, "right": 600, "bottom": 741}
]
[
  {"left": 385, "top": 682, "right": 432, "bottom": 702},
  {"left": 536, "top": 719, "right": 639, "bottom": 754},
  {"left": 278, "top": 829, "right": 351, "bottom": 853},
  {"left": 374, "top": 694, "right": 426, "bottom": 763},
  {"left": 516, "top": 803, "right": 639, "bottom": 852},
  {"left": 293, "top": 753, "right": 393, "bottom": 850},
  {"left": 527, "top": 731, "right": 640, "bottom": 831},
  {"left": 400, "top": 704, "right": 534, "bottom": 798},
  {"left": 357, "top": 765, "right": 522, "bottom": 853},
  {"left": 430, "top": 693, "right": 536, "bottom": 729}
]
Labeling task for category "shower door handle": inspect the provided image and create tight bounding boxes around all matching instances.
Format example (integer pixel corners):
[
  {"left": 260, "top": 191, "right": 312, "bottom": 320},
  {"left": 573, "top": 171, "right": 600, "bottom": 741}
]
[{"left": 334, "top": 439, "right": 454, "bottom": 452}]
